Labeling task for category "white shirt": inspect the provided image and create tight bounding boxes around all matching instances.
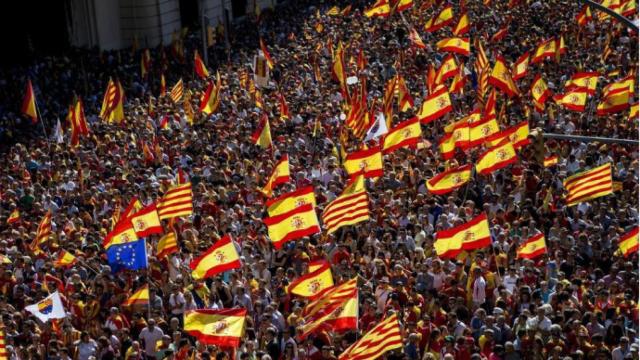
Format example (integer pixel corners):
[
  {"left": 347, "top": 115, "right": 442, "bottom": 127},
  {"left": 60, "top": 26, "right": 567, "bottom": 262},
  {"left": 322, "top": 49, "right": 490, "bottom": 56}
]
[
  {"left": 502, "top": 274, "right": 518, "bottom": 294},
  {"left": 169, "top": 292, "right": 186, "bottom": 315},
  {"left": 472, "top": 276, "right": 487, "bottom": 304},
  {"left": 139, "top": 326, "right": 165, "bottom": 356},
  {"left": 526, "top": 316, "right": 552, "bottom": 332}
]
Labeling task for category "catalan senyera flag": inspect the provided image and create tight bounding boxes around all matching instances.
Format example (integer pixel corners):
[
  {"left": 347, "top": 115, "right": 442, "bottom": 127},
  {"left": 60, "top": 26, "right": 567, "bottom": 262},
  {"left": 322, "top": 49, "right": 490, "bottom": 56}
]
[
  {"left": 259, "top": 38, "right": 275, "bottom": 69},
  {"left": 418, "top": 86, "right": 452, "bottom": 124},
  {"left": 451, "top": 12, "right": 470, "bottom": 36},
  {"left": 435, "top": 55, "right": 458, "bottom": 84},
  {"left": 396, "top": 75, "right": 414, "bottom": 111},
  {"left": 424, "top": 5, "right": 454, "bottom": 33},
  {"left": 576, "top": 5, "right": 592, "bottom": 26},
  {"left": 288, "top": 262, "right": 334, "bottom": 299},
  {"left": 123, "top": 285, "right": 150, "bottom": 306},
  {"left": 554, "top": 89, "right": 588, "bottom": 112},
  {"left": 31, "top": 211, "right": 52, "bottom": 251},
  {"left": 531, "top": 38, "right": 557, "bottom": 64},
  {"left": 263, "top": 203, "right": 320, "bottom": 249},
  {"left": 629, "top": 102, "right": 639, "bottom": 121},
  {"left": 435, "top": 213, "right": 491, "bottom": 259},
  {"left": 467, "top": 117, "right": 500, "bottom": 148},
  {"left": 69, "top": 98, "right": 90, "bottom": 147},
  {"left": 426, "top": 164, "right": 472, "bottom": 195},
  {"left": 299, "top": 279, "right": 358, "bottom": 339},
  {"left": 184, "top": 309, "right": 247, "bottom": 347},
  {"left": 21, "top": 79, "right": 38, "bottom": 123},
  {"left": 102, "top": 220, "right": 139, "bottom": 249},
  {"left": 322, "top": 175, "right": 370, "bottom": 234},
  {"left": 563, "top": 163, "right": 613, "bottom": 207},
  {"left": 200, "top": 72, "right": 222, "bottom": 115},
  {"left": 53, "top": 250, "right": 78, "bottom": 269},
  {"left": 252, "top": 113, "right": 272, "bottom": 149},
  {"left": 338, "top": 313, "right": 403, "bottom": 360},
  {"left": 475, "top": 139, "right": 517, "bottom": 175},
  {"left": 487, "top": 121, "right": 530, "bottom": 149},
  {"left": 157, "top": 232, "right": 179, "bottom": 259},
  {"left": 531, "top": 74, "right": 552, "bottom": 111},
  {"left": 436, "top": 37, "right": 470, "bottom": 57},
  {"left": 99, "top": 78, "right": 125, "bottom": 123},
  {"left": 157, "top": 182, "right": 194, "bottom": 220},
  {"left": 489, "top": 56, "right": 519, "bottom": 98},
  {"left": 190, "top": 235, "right": 241, "bottom": 280},
  {"left": 170, "top": 79, "right": 184, "bottom": 103},
  {"left": 618, "top": 227, "right": 639, "bottom": 257},
  {"left": 343, "top": 147, "right": 383, "bottom": 179},
  {"left": 259, "top": 155, "right": 290, "bottom": 198},
  {"left": 7, "top": 209, "right": 20, "bottom": 225},
  {"left": 620, "top": 0, "right": 636, "bottom": 17},
  {"left": 382, "top": 117, "right": 422, "bottom": 154},
  {"left": 194, "top": 50, "right": 210, "bottom": 79},
  {"left": 130, "top": 203, "right": 163, "bottom": 237},
  {"left": 475, "top": 39, "right": 489, "bottom": 72},
  {"left": 517, "top": 233, "right": 547, "bottom": 259},
  {"left": 597, "top": 89, "right": 630, "bottom": 115},
  {"left": 565, "top": 72, "right": 599, "bottom": 95},
  {"left": 266, "top": 186, "right": 316, "bottom": 216},
  {"left": 512, "top": 52, "right": 530, "bottom": 81},
  {"left": 544, "top": 155, "right": 559, "bottom": 167}
]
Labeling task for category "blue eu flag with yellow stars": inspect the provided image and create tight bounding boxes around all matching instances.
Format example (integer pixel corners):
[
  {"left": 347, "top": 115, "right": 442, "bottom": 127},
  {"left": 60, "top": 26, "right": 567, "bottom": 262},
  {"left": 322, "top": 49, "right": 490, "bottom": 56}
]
[{"left": 106, "top": 238, "right": 148, "bottom": 273}]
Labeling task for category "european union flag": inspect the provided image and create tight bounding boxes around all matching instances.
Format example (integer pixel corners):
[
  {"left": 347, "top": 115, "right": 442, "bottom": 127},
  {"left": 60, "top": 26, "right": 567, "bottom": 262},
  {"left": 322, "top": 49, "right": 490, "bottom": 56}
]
[{"left": 106, "top": 238, "right": 148, "bottom": 273}]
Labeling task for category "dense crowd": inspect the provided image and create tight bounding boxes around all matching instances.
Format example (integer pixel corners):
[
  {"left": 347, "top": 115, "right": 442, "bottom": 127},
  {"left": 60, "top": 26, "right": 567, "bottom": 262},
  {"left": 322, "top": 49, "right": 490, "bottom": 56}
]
[{"left": 0, "top": 0, "right": 637, "bottom": 359}]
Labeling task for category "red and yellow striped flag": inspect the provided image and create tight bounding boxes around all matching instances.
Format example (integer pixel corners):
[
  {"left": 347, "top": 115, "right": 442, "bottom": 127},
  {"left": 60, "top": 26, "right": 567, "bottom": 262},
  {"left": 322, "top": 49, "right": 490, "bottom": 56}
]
[
  {"left": 563, "top": 163, "right": 613, "bottom": 207},
  {"left": 0, "top": 326, "right": 8, "bottom": 360},
  {"left": 99, "top": 78, "right": 125, "bottom": 123},
  {"left": 300, "top": 279, "right": 358, "bottom": 339},
  {"left": 53, "top": 250, "right": 78, "bottom": 269},
  {"left": 200, "top": 72, "right": 222, "bottom": 114},
  {"left": 259, "top": 38, "right": 275, "bottom": 69},
  {"left": 287, "top": 262, "right": 334, "bottom": 298},
  {"left": 418, "top": 86, "right": 452, "bottom": 124},
  {"left": 266, "top": 186, "right": 316, "bottom": 217},
  {"left": 512, "top": 52, "right": 530, "bottom": 81},
  {"left": 426, "top": 164, "right": 472, "bottom": 195},
  {"left": 436, "top": 37, "right": 470, "bottom": 57},
  {"left": 251, "top": 113, "right": 272, "bottom": 149},
  {"left": 468, "top": 117, "right": 500, "bottom": 148},
  {"left": 382, "top": 117, "right": 422, "bottom": 154},
  {"left": 565, "top": 72, "right": 599, "bottom": 95},
  {"left": 618, "top": 227, "right": 639, "bottom": 258},
  {"left": 544, "top": 155, "right": 559, "bottom": 167},
  {"left": 170, "top": 79, "right": 184, "bottom": 103},
  {"left": 434, "top": 213, "right": 491, "bottom": 259},
  {"left": 6, "top": 209, "right": 20, "bottom": 225},
  {"left": 30, "top": 211, "right": 52, "bottom": 251},
  {"left": 157, "top": 182, "right": 194, "bottom": 220},
  {"left": 531, "top": 38, "right": 557, "bottom": 64},
  {"left": 338, "top": 313, "right": 403, "bottom": 360},
  {"left": 21, "top": 79, "right": 38, "bottom": 123},
  {"left": 259, "top": 155, "right": 290, "bottom": 198},
  {"left": 156, "top": 232, "right": 179, "bottom": 259},
  {"left": 190, "top": 235, "right": 241, "bottom": 280},
  {"left": 408, "top": 28, "right": 426, "bottom": 49},
  {"left": 576, "top": 5, "right": 592, "bottom": 26},
  {"left": 130, "top": 203, "right": 163, "bottom": 237},
  {"left": 554, "top": 89, "right": 588, "bottom": 112},
  {"left": 194, "top": 50, "right": 210, "bottom": 79},
  {"left": 517, "top": 233, "right": 547, "bottom": 259},
  {"left": 322, "top": 175, "right": 369, "bottom": 234},
  {"left": 69, "top": 98, "right": 90, "bottom": 147},
  {"left": 629, "top": 102, "right": 639, "bottom": 121},
  {"left": 435, "top": 55, "right": 458, "bottom": 85},
  {"left": 531, "top": 74, "right": 552, "bottom": 112},
  {"left": 475, "top": 140, "right": 517, "bottom": 175},
  {"left": 263, "top": 204, "right": 320, "bottom": 249},
  {"left": 451, "top": 12, "right": 470, "bottom": 36},
  {"left": 424, "top": 5, "right": 454, "bottom": 32},
  {"left": 487, "top": 121, "right": 530, "bottom": 149},
  {"left": 597, "top": 89, "right": 630, "bottom": 116},
  {"left": 396, "top": 75, "right": 414, "bottom": 112},
  {"left": 123, "top": 285, "right": 150, "bottom": 306},
  {"left": 184, "top": 309, "right": 247, "bottom": 347},
  {"left": 489, "top": 56, "right": 519, "bottom": 98}
]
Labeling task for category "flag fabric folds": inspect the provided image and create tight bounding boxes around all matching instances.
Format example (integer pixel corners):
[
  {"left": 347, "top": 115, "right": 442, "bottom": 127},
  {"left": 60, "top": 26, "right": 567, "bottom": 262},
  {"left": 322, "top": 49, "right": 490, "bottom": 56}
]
[
  {"left": 184, "top": 309, "right": 247, "bottom": 347},
  {"left": 123, "top": 285, "right": 150, "bottom": 306},
  {"left": 259, "top": 38, "right": 275, "bottom": 69},
  {"left": 106, "top": 238, "right": 148, "bottom": 272},
  {"left": 103, "top": 221, "right": 139, "bottom": 249},
  {"left": 259, "top": 155, "right": 290, "bottom": 198},
  {"left": 418, "top": 86, "right": 452, "bottom": 124},
  {"left": 99, "top": 78, "right": 125, "bottom": 123},
  {"left": 512, "top": 52, "right": 530, "bottom": 80},
  {"left": 544, "top": 155, "right": 559, "bottom": 167},
  {"left": 475, "top": 140, "right": 517, "bottom": 175},
  {"left": 25, "top": 291, "right": 67, "bottom": 323},
  {"left": 424, "top": 5, "right": 454, "bottom": 32},
  {"left": 338, "top": 313, "right": 403, "bottom": 360},
  {"left": 426, "top": 164, "right": 472, "bottom": 195},
  {"left": 7, "top": 209, "right": 20, "bottom": 225},
  {"left": 382, "top": 117, "right": 422, "bottom": 154},
  {"left": 287, "top": 262, "right": 334, "bottom": 298},
  {"left": 54, "top": 250, "right": 78, "bottom": 269},
  {"left": 266, "top": 186, "right": 316, "bottom": 217},
  {"left": 487, "top": 121, "right": 530, "bottom": 149},
  {"left": 488, "top": 56, "right": 519, "bottom": 98},
  {"left": 299, "top": 279, "right": 358, "bottom": 339},
  {"left": 436, "top": 37, "right": 470, "bottom": 56},
  {"left": 618, "top": 227, "right": 639, "bottom": 258},
  {"left": 31, "top": 211, "right": 52, "bottom": 251},
  {"left": 468, "top": 117, "right": 500, "bottom": 148},
  {"left": 157, "top": 232, "right": 179, "bottom": 259},
  {"left": 190, "top": 235, "right": 242, "bottom": 280},
  {"left": 517, "top": 233, "right": 547, "bottom": 259},
  {"left": 194, "top": 50, "right": 210, "bottom": 79},
  {"left": 531, "top": 74, "right": 552, "bottom": 111},
  {"left": 252, "top": 113, "right": 272, "bottom": 149},
  {"left": 343, "top": 147, "right": 384, "bottom": 179},
  {"left": 597, "top": 89, "right": 630, "bottom": 115},
  {"left": 170, "top": 79, "right": 184, "bottom": 103},
  {"left": 157, "top": 182, "right": 194, "bottom": 220},
  {"left": 21, "top": 79, "right": 38, "bottom": 123},
  {"left": 554, "top": 90, "right": 588, "bottom": 112},
  {"left": 434, "top": 213, "right": 491, "bottom": 259},
  {"left": 263, "top": 204, "right": 321, "bottom": 249},
  {"left": 200, "top": 73, "right": 222, "bottom": 114},
  {"left": 130, "top": 203, "right": 163, "bottom": 237},
  {"left": 563, "top": 163, "right": 613, "bottom": 207},
  {"left": 531, "top": 38, "right": 557, "bottom": 64},
  {"left": 451, "top": 12, "right": 470, "bottom": 36},
  {"left": 565, "top": 72, "right": 599, "bottom": 95},
  {"left": 435, "top": 55, "right": 458, "bottom": 84},
  {"left": 408, "top": 28, "right": 426, "bottom": 49},
  {"left": 322, "top": 176, "right": 370, "bottom": 234}
]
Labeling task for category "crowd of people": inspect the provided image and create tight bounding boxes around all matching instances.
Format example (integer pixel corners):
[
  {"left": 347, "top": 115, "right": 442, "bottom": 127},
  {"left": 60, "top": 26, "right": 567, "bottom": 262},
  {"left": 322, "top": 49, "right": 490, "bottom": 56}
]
[{"left": 0, "top": 0, "right": 637, "bottom": 359}]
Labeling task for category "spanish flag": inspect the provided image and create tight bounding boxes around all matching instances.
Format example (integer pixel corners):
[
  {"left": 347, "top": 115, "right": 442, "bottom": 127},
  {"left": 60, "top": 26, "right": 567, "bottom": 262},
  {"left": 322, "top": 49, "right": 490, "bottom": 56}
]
[
  {"left": 487, "top": 121, "right": 530, "bottom": 149},
  {"left": 451, "top": 12, "right": 470, "bottom": 36},
  {"left": 439, "top": 133, "right": 456, "bottom": 160},
  {"left": 190, "top": 235, "right": 241, "bottom": 280},
  {"left": 326, "top": 5, "right": 340, "bottom": 15},
  {"left": 544, "top": 155, "right": 559, "bottom": 167},
  {"left": 488, "top": 56, "right": 519, "bottom": 98},
  {"left": 435, "top": 55, "right": 458, "bottom": 84},
  {"left": 565, "top": 72, "right": 599, "bottom": 95},
  {"left": 426, "top": 64, "right": 437, "bottom": 93},
  {"left": 200, "top": 72, "right": 222, "bottom": 115},
  {"left": 444, "top": 111, "right": 481, "bottom": 133},
  {"left": 418, "top": 86, "right": 452, "bottom": 124},
  {"left": 130, "top": 203, "right": 163, "bottom": 238},
  {"left": 251, "top": 113, "right": 272, "bottom": 149},
  {"left": 563, "top": 163, "right": 612, "bottom": 207},
  {"left": 554, "top": 89, "right": 588, "bottom": 112},
  {"left": 184, "top": 309, "right": 247, "bottom": 347},
  {"left": 576, "top": 5, "right": 592, "bottom": 26},
  {"left": 629, "top": 102, "right": 638, "bottom": 121},
  {"left": 263, "top": 204, "right": 320, "bottom": 249},
  {"left": 435, "top": 213, "right": 491, "bottom": 258},
  {"left": 382, "top": 117, "right": 422, "bottom": 154},
  {"left": 531, "top": 38, "right": 557, "bottom": 64},
  {"left": 475, "top": 139, "right": 517, "bottom": 175},
  {"left": 122, "top": 197, "right": 144, "bottom": 221},
  {"left": 408, "top": 27, "right": 426, "bottom": 49},
  {"left": 103, "top": 221, "right": 139, "bottom": 249},
  {"left": 299, "top": 279, "right": 358, "bottom": 339},
  {"left": 53, "top": 250, "right": 78, "bottom": 269},
  {"left": 194, "top": 51, "right": 210, "bottom": 79},
  {"left": 343, "top": 147, "right": 383, "bottom": 179},
  {"left": 157, "top": 232, "right": 179, "bottom": 259},
  {"left": 468, "top": 117, "right": 500, "bottom": 147},
  {"left": 338, "top": 314, "right": 402, "bottom": 360},
  {"left": 512, "top": 52, "right": 530, "bottom": 81},
  {"left": 288, "top": 262, "right": 334, "bottom": 299},
  {"left": 436, "top": 37, "right": 470, "bottom": 57},
  {"left": 517, "top": 233, "right": 547, "bottom": 259},
  {"left": 597, "top": 89, "right": 630, "bottom": 115},
  {"left": 426, "top": 164, "right": 472, "bottom": 195},
  {"left": 602, "top": 75, "right": 634, "bottom": 96},
  {"left": 424, "top": 5, "right": 454, "bottom": 33},
  {"left": 7, "top": 209, "right": 20, "bottom": 224},
  {"left": 491, "top": 26, "right": 508, "bottom": 42},
  {"left": 259, "top": 38, "right": 275, "bottom": 69},
  {"left": 266, "top": 186, "right": 316, "bottom": 216},
  {"left": 21, "top": 79, "right": 38, "bottom": 123},
  {"left": 123, "top": 285, "right": 150, "bottom": 306},
  {"left": 259, "top": 155, "right": 290, "bottom": 198},
  {"left": 618, "top": 227, "right": 639, "bottom": 258},
  {"left": 277, "top": 92, "right": 290, "bottom": 121},
  {"left": 531, "top": 74, "right": 552, "bottom": 111},
  {"left": 332, "top": 41, "right": 347, "bottom": 90}
]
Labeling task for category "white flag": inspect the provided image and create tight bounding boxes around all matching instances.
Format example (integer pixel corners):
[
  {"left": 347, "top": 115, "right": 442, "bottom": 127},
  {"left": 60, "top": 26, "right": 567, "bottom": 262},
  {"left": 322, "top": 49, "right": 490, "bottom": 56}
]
[
  {"left": 53, "top": 118, "right": 64, "bottom": 144},
  {"left": 25, "top": 291, "right": 66, "bottom": 323},
  {"left": 364, "top": 112, "right": 388, "bottom": 142}
]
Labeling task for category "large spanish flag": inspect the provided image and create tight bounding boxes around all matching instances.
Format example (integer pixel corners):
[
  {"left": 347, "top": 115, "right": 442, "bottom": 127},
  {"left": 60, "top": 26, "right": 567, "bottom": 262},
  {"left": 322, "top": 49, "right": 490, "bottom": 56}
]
[
  {"left": 563, "top": 163, "right": 612, "bottom": 207},
  {"left": 184, "top": 309, "right": 247, "bottom": 347},
  {"left": 531, "top": 74, "right": 552, "bottom": 112},
  {"left": 488, "top": 56, "right": 519, "bottom": 98},
  {"left": 364, "top": 0, "right": 390, "bottom": 17},
  {"left": 531, "top": 38, "right": 557, "bottom": 64},
  {"left": 299, "top": 279, "right": 358, "bottom": 339},
  {"left": 475, "top": 139, "right": 517, "bottom": 175},
  {"left": 597, "top": 89, "right": 630, "bottom": 115},
  {"left": 338, "top": 313, "right": 403, "bottom": 360},
  {"left": 259, "top": 155, "right": 290, "bottom": 198},
  {"left": 123, "top": 285, "right": 150, "bottom": 306},
  {"left": 517, "top": 233, "right": 547, "bottom": 259},
  {"left": 288, "top": 262, "right": 334, "bottom": 299},
  {"left": 343, "top": 147, "right": 383, "bottom": 179},
  {"left": 554, "top": 89, "right": 588, "bottom": 112},
  {"left": 103, "top": 220, "right": 139, "bottom": 249},
  {"left": 451, "top": 12, "right": 469, "bottom": 36},
  {"left": 190, "top": 235, "right": 241, "bottom": 280},
  {"left": 468, "top": 117, "right": 500, "bottom": 148},
  {"left": 263, "top": 204, "right": 320, "bottom": 249},
  {"left": 487, "top": 121, "right": 530, "bottom": 149},
  {"left": 618, "top": 227, "right": 639, "bottom": 258},
  {"left": 426, "top": 164, "right": 472, "bottom": 195},
  {"left": 266, "top": 186, "right": 316, "bottom": 216},
  {"left": 424, "top": 5, "right": 454, "bottom": 32},
  {"left": 418, "top": 86, "right": 452, "bottom": 124},
  {"left": 565, "top": 72, "right": 599, "bottom": 95},
  {"left": 252, "top": 113, "right": 272, "bottom": 149},
  {"left": 435, "top": 55, "right": 458, "bottom": 84},
  {"left": 21, "top": 79, "right": 38, "bottom": 123},
  {"left": 436, "top": 37, "right": 470, "bottom": 57},
  {"left": 130, "top": 203, "right": 163, "bottom": 238},
  {"left": 382, "top": 117, "right": 422, "bottom": 154},
  {"left": 512, "top": 52, "right": 530, "bottom": 81},
  {"left": 435, "top": 213, "right": 491, "bottom": 258}
]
